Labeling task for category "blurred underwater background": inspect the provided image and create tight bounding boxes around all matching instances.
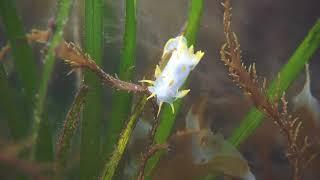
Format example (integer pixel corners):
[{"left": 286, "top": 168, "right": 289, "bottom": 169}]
[{"left": 1, "top": 0, "right": 320, "bottom": 179}]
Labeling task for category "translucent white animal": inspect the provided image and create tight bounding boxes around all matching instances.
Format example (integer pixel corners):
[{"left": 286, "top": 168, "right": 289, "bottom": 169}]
[{"left": 141, "top": 35, "right": 204, "bottom": 115}]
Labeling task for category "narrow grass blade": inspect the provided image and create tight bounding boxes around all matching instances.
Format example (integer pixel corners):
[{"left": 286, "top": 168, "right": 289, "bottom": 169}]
[
  {"left": 228, "top": 19, "right": 320, "bottom": 146},
  {"left": 33, "top": 0, "right": 74, "bottom": 161},
  {"left": 0, "top": 0, "right": 37, "bottom": 138},
  {"left": 34, "top": 110, "right": 54, "bottom": 162},
  {"left": 101, "top": 96, "right": 148, "bottom": 180},
  {"left": 80, "top": 0, "right": 104, "bottom": 179},
  {"left": 0, "top": 0, "right": 38, "bottom": 105},
  {"left": 55, "top": 85, "right": 88, "bottom": 178},
  {"left": 143, "top": 0, "right": 204, "bottom": 177},
  {"left": 184, "top": 0, "right": 204, "bottom": 46},
  {"left": 104, "top": 0, "right": 137, "bottom": 160},
  {"left": 0, "top": 64, "right": 27, "bottom": 139}
]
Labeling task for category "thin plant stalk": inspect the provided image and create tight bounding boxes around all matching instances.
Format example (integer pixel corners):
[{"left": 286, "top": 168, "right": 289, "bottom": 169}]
[
  {"left": 33, "top": 0, "right": 74, "bottom": 161},
  {"left": 80, "top": 0, "right": 104, "bottom": 179},
  {"left": 0, "top": 64, "right": 26, "bottom": 139},
  {"left": 101, "top": 96, "right": 148, "bottom": 180},
  {"left": 55, "top": 85, "right": 88, "bottom": 178},
  {"left": 105, "top": 0, "right": 137, "bottom": 157}
]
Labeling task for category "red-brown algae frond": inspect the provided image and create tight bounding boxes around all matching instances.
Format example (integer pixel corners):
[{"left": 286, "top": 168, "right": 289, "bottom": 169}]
[
  {"left": 0, "top": 29, "right": 51, "bottom": 61},
  {"left": 220, "top": 0, "right": 320, "bottom": 179},
  {"left": 27, "top": 29, "right": 51, "bottom": 44},
  {"left": 55, "top": 42, "right": 90, "bottom": 68},
  {"left": 137, "top": 143, "right": 169, "bottom": 180},
  {"left": 0, "top": 27, "right": 147, "bottom": 94},
  {"left": 55, "top": 41, "right": 147, "bottom": 93},
  {"left": 0, "top": 44, "right": 10, "bottom": 61}
]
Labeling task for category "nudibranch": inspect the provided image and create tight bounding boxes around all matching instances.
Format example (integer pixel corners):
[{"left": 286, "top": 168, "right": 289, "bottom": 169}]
[{"left": 141, "top": 35, "right": 204, "bottom": 116}]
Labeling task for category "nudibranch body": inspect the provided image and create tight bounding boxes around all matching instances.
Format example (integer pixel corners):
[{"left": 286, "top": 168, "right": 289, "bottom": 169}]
[{"left": 141, "top": 35, "right": 204, "bottom": 115}]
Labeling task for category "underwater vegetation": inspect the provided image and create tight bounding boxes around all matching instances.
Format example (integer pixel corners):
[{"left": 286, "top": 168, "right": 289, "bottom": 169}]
[{"left": 0, "top": 0, "right": 320, "bottom": 179}]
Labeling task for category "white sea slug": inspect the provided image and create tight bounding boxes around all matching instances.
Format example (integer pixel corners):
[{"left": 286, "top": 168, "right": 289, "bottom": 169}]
[{"left": 141, "top": 35, "right": 204, "bottom": 115}]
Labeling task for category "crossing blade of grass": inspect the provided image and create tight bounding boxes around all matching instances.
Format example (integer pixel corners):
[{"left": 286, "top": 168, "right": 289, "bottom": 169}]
[
  {"left": 55, "top": 85, "right": 88, "bottom": 178},
  {"left": 33, "top": 0, "right": 74, "bottom": 161},
  {"left": 0, "top": 64, "right": 28, "bottom": 139},
  {"left": 0, "top": 0, "right": 38, "bottom": 106},
  {"left": 101, "top": 96, "right": 148, "bottom": 180},
  {"left": 144, "top": 0, "right": 204, "bottom": 177},
  {"left": 80, "top": 0, "right": 104, "bottom": 179},
  {"left": 229, "top": 19, "right": 320, "bottom": 147},
  {"left": 104, "top": 0, "right": 137, "bottom": 161}
]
